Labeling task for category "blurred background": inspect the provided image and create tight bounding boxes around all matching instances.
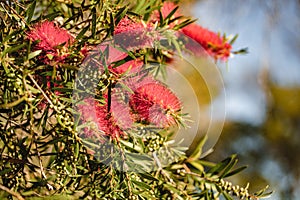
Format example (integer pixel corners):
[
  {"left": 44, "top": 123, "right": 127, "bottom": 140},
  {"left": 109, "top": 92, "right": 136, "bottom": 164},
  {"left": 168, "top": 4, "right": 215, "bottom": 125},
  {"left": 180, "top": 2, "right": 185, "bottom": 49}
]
[{"left": 182, "top": 0, "right": 300, "bottom": 199}]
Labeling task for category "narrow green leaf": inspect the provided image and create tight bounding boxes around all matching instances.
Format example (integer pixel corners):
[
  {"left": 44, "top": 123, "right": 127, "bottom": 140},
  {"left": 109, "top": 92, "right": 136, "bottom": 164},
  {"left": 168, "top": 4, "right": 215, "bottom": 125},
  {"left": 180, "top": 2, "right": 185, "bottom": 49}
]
[
  {"left": 189, "top": 160, "right": 204, "bottom": 172},
  {"left": 259, "top": 191, "right": 273, "bottom": 198},
  {"left": 43, "top": 12, "right": 61, "bottom": 21},
  {"left": 114, "top": 6, "right": 128, "bottom": 24},
  {"left": 173, "top": 19, "right": 197, "bottom": 30},
  {"left": 220, "top": 155, "right": 238, "bottom": 178},
  {"left": 223, "top": 166, "right": 247, "bottom": 178},
  {"left": 138, "top": 172, "right": 159, "bottom": 182},
  {"left": 25, "top": 84, "right": 40, "bottom": 94},
  {"left": 222, "top": 192, "right": 234, "bottom": 200},
  {"left": 28, "top": 50, "right": 42, "bottom": 60},
  {"left": 109, "top": 12, "right": 114, "bottom": 35},
  {"left": 132, "top": 180, "right": 152, "bottom": 190},
  {"left": 2, "top": 43, "right": 26, "bottom": 55},
  {"left": 159, "top": 10, "right": 164, "bottom": 27},
  {"left": 91, "top": 7, "right": 96, "bottom": 37},
  {"left": 26, "top": 0, "right": 36, "bottom": 23},
  {"left": 254, "top": 185, "right": 270, "bottom": 197},
  {"left": 165, "top": 6, "right": 179, "bottom": 22},
  {"left": 118, "top": 82, "right": 134, "bottom": 94},
  {"left": 229, "top": 34, "right": 238, "bottom": 45},
  {"left": 233, "top": 47, "right": 249, "bottom": 55},
  {"left": 76, "top": 25, "right": 89, "bottom": 40},
  {"left": 187, "top": 135, "right": 207, "bottom": 162},
  {"left": 207, "top": 156, "right": 233, "bottom": 175},
  {"left": 133, "top": 0, "right": 146, "bottom": 13}
]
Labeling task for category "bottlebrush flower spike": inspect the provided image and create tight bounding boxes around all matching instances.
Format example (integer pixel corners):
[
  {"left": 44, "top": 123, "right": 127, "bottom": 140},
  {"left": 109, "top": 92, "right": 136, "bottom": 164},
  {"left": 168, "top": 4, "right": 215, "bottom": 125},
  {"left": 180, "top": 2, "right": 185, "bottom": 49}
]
[
  {"left": 78, "top": 94, "right": 133, "bottom": 138},
  {"left": 129, "top": 82, "right": 182, "bottom": 128},
  {"left": 182, "top": 23, "right": 232, "bottom": 60},
  {"left": 114, "top": 17, "right": 155, "bottom": 50},
  {"left": 27, "top": 21, "right": 74, "bottom": 63},
  {"left": 151, "top": 1, "right": 232, "bottom": 60}
]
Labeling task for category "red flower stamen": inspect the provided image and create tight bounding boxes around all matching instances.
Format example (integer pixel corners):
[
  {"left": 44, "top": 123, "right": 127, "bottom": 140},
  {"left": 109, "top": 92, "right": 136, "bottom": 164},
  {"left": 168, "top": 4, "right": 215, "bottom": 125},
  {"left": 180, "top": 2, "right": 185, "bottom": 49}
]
[
  {"left": 151, "top": 1, "right": 232, "bottom": 60},
  {"left": 27, "top": 21, "right": 74, "bottom": 63},
  {"left": 182, "top": 23, "right": 232, "bottom": 60},
  {"left": 78, "top": 94, "right": 133, "bottom": 138},
  {"left": 129, "top": 82, "right": 181, "bottom": 128}
]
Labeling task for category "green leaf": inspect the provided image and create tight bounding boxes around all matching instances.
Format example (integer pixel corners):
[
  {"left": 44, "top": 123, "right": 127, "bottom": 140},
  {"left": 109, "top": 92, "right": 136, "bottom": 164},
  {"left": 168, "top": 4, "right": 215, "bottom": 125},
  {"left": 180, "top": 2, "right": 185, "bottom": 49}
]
[
  {"left": 229, "top": 34, "right": 238, "bottom": 45},
  {"left": 138, "top": 172, "right": 159, "bottom": 182},
  {"left": 109, "top": 12, "right": 115, "bottom": 35},
  {"left": 173, "top": 19, "right": 197, "bottom": 30},
  {"left": 220, "top": 154, "right": 238, "bottom": 178},
  {"left": 233, "top": 47, "right": 249, "bottom": 55},
  {"left": 28, "top": 50, "right": 42, "bottom": 60},
  {"left": 165, "top": 6, "right": 179, "bottom": 23},
  {"left": 133, "top": 0, "right": 146, "bottom": 13},
  {"left": 187, "top": 135, "right": 207, "bottom": 162},
  {"left": 164, "top": 184, "right": 184, "bottom": 199},
  {"left": 223, "top": 166, "right": 247, "bottom": 178},
  {"left": 91, "top": 7, "right": 96, "bottom": 37},
  {"left": 189, "top": 160, "right": 204, "bottom": 172},
  {"left": 118, "top": 81, "right": 134, "bottom": 94},
  {"left": 26, "top": 0, "right": 36, "bottom": 23},
  {"left": 2, "top": 43, "right": 27, "bottom": 56},
  {"left": 207, "top": 155, "right": 233, "bottom": 175},
  {"left": 43, "top": 12, "right": 61, "bottom": 21},
  {"left": 75, "top": 142, "right": 79, "bottom": 159},
  {"left": 159, "top": 10, "right": 164, "bottom": 26},
  {"left": 222, "top": 191, "right": 234, "bottom": 200},
  {"left": 114, "top": 6, "right": 128, "bottom": 25},
  {"left": 132, "top": 180, "right": 152, "bottom": 190},
  {"left": 254, "top": 185, "right": 271, "bottom": 197},
  {"left": 76, "top": 25, "right": 89, "bottom": 40}
]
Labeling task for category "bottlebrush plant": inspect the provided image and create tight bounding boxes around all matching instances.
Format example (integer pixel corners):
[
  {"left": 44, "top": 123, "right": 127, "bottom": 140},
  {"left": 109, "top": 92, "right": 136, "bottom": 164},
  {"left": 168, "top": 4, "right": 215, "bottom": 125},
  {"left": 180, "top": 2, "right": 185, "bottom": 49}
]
[{"left": 0, "top": 0, "right": 270, "bottom": 200}]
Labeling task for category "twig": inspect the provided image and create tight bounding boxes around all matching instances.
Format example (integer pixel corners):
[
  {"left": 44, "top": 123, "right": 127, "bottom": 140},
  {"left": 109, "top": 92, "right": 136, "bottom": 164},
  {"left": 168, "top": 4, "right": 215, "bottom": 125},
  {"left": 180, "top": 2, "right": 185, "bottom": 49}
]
[
  {"left": 28, "top": 74, "right": 55, "bottom": 108},
  {"left": 0, "top": 96, "right": 26, "bottom": 109},
  {"left": 0, "top": 183, "right": 25, "bottom": 200},
  {"left": 153, "top": 152, "right": 175, "bottom": 184}
]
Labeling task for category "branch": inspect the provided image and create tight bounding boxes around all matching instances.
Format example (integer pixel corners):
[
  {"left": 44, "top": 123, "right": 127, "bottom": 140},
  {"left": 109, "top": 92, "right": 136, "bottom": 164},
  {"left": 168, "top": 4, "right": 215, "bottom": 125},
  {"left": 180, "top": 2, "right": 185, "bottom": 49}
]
[{"left": 0, "top": 183, "right": 25, "bottom": 200}]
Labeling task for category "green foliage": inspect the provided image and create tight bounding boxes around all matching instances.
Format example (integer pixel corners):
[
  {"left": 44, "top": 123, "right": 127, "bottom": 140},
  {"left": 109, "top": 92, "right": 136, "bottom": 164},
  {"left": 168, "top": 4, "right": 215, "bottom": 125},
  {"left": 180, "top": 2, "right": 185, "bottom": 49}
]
[{"left": 0, "top": 0, "right": 271, "bottom": 199}]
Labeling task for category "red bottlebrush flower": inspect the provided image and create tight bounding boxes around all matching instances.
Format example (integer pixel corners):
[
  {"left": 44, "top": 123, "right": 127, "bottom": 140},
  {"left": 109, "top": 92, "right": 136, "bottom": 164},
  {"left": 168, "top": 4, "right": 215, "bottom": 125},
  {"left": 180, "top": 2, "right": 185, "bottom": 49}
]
[
  {"left": 27, "top": 21, "right": 74, "bottom": 63},
  {"left": 78, "top": 94, "right": 133, "bottom": 138},
  {"left": 129, "top": 82, "right": 181, "bottom": 128},
  {"left": 150, "top": 2, "right": 232, "bottom": 60},
  {"left": 114, "top": 17, "right": 154, "bottom": 50},
  {"left": 181, "top": 23, "right": 232, "bottom": 60},
  {"left": 114, "top": 17, "right": 146, "bottom": 35}
]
